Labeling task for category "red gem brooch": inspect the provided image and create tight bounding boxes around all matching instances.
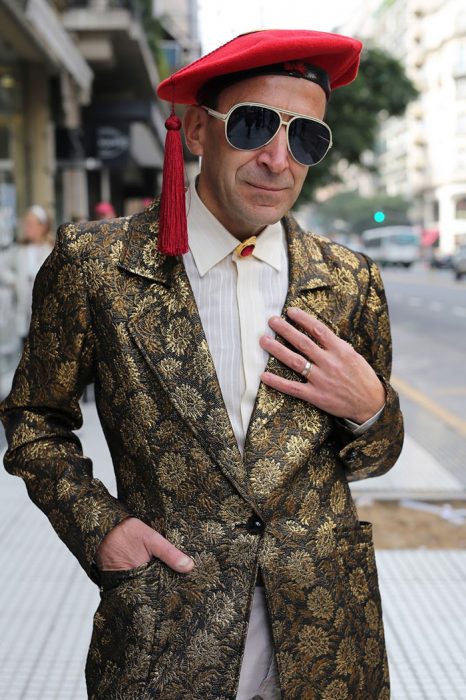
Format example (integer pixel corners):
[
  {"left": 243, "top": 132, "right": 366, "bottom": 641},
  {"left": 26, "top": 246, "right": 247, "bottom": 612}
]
[{"left": 235, "top": 236, "right": 257, "bottom": 257}]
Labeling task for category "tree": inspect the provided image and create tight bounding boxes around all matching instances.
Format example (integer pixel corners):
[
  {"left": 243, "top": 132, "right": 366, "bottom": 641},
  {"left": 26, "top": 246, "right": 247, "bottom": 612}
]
[
  {"left": 135, "top": 0, "right": 171, "bottom": 79},
  {"left": 313, "top": 191, "right": 411, "bottom": 235},
  {"left": 299, "top": 46, "right": 418, "bottom": 202}
]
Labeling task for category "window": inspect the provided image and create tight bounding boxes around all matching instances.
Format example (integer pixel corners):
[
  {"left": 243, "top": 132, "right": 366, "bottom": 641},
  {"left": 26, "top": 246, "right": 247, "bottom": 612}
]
[
  {"left": 458, "top": 114, "right": 466, "bottom": 134},
  {"left": 455, "top": 39, "right": 466, "bottom": 76},
  {"left": 456, "top": 76, "right": 466, "bottom": 98},
  {"left": 456, "top": 196, "right": 466, "bottom": 219}
]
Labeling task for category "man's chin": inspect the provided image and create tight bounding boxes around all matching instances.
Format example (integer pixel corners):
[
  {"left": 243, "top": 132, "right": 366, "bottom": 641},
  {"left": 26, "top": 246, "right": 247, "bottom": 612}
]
[{"left": 248, "top": 202, "right": 290, "bottom": 227}]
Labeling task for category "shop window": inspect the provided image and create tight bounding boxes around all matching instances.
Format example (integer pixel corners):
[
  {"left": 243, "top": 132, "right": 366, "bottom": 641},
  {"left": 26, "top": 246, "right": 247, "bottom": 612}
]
[{"left": 0, "top": 126, "right": 9, "bottom": 159}]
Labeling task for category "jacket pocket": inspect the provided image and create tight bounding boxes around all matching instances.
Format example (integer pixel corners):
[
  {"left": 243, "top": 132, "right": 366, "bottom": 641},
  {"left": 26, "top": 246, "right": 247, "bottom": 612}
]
[
  {"left": 98, "top": 557, "right": 159, "bottom": 592},
  {"left": 335, "top": 522, "right": 382, "bottom": 613},
  {"left": 86, "top": 557, "right": 163, "bottom": 697},
  {"left": 334, "top": 522, "right": 389, "bottom": 696}
]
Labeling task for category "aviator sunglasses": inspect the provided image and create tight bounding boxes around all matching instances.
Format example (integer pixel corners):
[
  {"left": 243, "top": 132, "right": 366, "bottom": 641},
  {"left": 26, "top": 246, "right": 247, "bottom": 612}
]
[{"left": 202, "top": 102, "right": 333, "bottom": 166}]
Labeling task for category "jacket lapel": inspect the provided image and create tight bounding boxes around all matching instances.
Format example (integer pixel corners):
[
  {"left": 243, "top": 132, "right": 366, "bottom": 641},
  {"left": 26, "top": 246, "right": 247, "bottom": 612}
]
[
  {"left": 245, "top": 215, "right": 337, "bottom": 450},
  {"left": 118, "top": 206, "right": 247, "bottom": 497}
]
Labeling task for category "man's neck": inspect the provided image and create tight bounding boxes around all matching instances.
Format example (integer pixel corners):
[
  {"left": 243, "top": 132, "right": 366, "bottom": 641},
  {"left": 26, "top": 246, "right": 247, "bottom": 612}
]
[{"left": 194, "top": 177, "right": 267, "bottom": 241}]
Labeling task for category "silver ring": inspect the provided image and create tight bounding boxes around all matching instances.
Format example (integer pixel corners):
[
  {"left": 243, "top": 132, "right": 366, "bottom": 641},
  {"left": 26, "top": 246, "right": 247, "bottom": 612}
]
[{"left": 301, "top": 359, "right": 312, "bottom": 379}]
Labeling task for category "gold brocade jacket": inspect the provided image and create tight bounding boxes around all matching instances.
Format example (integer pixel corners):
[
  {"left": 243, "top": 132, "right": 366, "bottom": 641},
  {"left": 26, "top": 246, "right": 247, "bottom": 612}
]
[{"left": 0, "top": 203, "right": 403, "bottom": 700}]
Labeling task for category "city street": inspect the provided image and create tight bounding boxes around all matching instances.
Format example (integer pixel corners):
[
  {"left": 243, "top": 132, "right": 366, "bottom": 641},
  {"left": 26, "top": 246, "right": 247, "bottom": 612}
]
[
  {"left": 383, "top": 267, "right": 466, "bottom": 489},
  {"left": 1, "top": 264, "right": 466, "bottom": 699},
  {"left": 385, "top": 267, "right": 466, "bottom": 423}
]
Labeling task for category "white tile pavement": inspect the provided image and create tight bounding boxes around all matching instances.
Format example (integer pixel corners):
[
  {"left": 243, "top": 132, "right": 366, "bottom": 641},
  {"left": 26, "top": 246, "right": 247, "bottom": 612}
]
[
  {"left": 1, "top": 402, "right": 465, "bottom": 699},
  {"left": 379, "top": 550, "right": 466, "bottom": 699}
]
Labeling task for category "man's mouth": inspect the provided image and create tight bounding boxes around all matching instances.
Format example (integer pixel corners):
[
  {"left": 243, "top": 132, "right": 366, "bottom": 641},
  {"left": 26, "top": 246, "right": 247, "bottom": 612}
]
[{"left": 246, "top": 182, "right": 287, "bottom": 192}]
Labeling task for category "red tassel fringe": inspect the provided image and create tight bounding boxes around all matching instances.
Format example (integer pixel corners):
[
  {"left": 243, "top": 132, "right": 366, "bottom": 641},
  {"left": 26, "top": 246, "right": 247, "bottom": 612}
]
[{"left": 158, "top": 113, "right": 188, "bottom": 256}]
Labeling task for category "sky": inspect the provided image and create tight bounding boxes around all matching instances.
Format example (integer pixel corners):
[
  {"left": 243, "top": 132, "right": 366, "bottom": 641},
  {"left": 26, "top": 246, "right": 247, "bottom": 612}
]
[{"left": 197, "top": 0, "right": 356, "bottom": 53}]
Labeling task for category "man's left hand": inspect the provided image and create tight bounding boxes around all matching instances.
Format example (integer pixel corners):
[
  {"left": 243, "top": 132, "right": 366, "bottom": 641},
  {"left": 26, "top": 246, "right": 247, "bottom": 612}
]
[{"left": 259, "top": 307, "right": 385, "bottom": 424}]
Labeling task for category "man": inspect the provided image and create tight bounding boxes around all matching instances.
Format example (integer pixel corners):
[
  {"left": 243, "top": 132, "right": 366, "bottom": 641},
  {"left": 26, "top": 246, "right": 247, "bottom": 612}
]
[{"left": 1, "top": 29, "right": 403, "bottom": 699}]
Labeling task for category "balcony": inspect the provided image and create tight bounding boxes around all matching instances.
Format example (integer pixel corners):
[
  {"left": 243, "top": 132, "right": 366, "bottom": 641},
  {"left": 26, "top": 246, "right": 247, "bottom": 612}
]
[
  {"left": 0, "top": 0, "right": 92, "bottom": 99},
  {"left": 55, "top": 1, "right": 139, "bottom": 11},
  {"left": 60, "top": 0, "right": 159, "bottom": 98}
]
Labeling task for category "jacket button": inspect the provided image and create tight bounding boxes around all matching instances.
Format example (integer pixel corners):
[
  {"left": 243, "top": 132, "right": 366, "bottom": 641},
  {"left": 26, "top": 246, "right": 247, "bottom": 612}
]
[{"left": 245, "top": 514, "right": 265, "bottom": 534}]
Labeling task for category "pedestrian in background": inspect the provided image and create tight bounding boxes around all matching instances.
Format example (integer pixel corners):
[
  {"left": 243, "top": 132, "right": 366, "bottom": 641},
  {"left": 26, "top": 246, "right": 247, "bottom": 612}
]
[
  {"left": 94, "top": 201, "right": 116, "bottom": 220},
  {"left": 0, "top": 205, "right": 53, "bottom": 345},
  {"left": 1, "top": 29, "right": 403, "bottom": 699}
]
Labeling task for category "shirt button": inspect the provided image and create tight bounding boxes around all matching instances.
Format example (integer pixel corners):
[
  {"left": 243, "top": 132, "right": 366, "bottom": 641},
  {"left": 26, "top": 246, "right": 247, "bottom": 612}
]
[{"left": 245, "top": 514, "right": 265, "bottom": 534}]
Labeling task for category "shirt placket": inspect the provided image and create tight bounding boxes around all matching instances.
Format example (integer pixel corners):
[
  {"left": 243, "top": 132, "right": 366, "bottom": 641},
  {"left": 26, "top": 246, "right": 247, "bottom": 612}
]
[{"left": 233, "top": 252, "right": 270, "bottom": 438}]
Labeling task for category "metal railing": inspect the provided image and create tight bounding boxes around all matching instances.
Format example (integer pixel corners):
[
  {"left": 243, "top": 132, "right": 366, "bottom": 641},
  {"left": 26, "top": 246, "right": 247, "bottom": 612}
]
[
  {"left": 57, "top": 0, "right": 139, "bottom": 12},
  {"left": 55, "top": 0, "right": 143, "bottom": 22}
]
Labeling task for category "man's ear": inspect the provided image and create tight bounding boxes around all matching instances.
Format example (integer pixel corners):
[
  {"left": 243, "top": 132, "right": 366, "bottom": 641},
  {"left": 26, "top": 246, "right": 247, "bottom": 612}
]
[{"left": 183, "top": 106, "right": 208, "bottom": 156}]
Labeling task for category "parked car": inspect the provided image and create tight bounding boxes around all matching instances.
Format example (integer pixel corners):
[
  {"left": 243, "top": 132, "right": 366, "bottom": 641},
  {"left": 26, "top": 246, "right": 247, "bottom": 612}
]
[
  {"left": 361, "top": 225, "right": 420, "bottom": 268},
  {"left": 452, "top": 245, "right": 466, "bottom": 280},
  {"left": 429, "top": 252, "right": 453, "bottom": 269}
]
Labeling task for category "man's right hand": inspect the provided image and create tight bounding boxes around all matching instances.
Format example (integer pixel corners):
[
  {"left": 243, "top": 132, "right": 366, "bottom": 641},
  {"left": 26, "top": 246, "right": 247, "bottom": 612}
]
[{"left": 95, "top": 517, "right": 195, "bottom": 574}]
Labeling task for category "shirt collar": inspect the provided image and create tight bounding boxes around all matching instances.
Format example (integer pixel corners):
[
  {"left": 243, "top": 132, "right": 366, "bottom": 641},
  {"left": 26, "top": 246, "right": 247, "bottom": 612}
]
[{"left": 185, "top": 180, "right": 284, "bottom": 277}]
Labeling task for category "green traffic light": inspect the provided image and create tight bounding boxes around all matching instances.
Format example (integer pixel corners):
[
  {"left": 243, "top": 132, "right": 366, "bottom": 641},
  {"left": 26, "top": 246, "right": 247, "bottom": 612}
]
[{"left": 374, "top": 211, "right": 386, "bottom": 223}]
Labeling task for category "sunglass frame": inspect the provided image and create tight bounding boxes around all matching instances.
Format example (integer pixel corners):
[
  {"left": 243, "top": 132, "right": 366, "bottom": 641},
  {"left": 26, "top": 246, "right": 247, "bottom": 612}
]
[{"left": 202, "top": 102, "right": 333, "bottom": 166}]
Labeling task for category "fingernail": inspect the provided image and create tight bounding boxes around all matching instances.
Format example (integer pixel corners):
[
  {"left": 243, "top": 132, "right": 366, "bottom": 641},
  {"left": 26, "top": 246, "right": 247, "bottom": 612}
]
[{"left": 177, "top": 556, "right": 194, "bottom": 571}]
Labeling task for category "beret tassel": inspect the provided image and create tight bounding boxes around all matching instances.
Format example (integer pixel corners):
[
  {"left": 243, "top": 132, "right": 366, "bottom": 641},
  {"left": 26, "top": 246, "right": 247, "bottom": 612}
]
[{"left": 158, "top": 112, "right": 188, "bottom": 256}]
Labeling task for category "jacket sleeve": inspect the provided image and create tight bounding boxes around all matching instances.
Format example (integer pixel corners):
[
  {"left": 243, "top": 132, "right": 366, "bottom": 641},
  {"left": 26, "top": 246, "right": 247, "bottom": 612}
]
[
  {"left": 0, "top": 224, "right": 131, "bottom": 582},
  {"left": 338, "top": 255, "right": 404, "bottom": 481}
]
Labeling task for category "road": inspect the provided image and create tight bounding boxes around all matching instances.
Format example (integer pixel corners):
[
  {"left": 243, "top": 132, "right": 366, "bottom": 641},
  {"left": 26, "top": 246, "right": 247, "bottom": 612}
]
[
  {"left": 383, "top": 266, "right": 466, "bottom": 414},
  {"left": 380, "top": 265, "right": 466, "bottom": 485}
]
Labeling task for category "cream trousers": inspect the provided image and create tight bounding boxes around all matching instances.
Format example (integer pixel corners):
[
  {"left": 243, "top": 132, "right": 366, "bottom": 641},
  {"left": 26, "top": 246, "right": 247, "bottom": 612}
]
[{"left": 235, "top": 588, "right": 282, "bottom": 700}]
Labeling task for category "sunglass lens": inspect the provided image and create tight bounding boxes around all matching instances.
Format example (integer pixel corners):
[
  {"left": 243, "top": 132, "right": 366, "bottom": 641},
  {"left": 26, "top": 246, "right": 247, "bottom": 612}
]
[
  {"left": 289, "top": 119, "right": 331, "bottom": 166},
  {"left": 227, "top": 106, "right": 280, "bottom": 150}
]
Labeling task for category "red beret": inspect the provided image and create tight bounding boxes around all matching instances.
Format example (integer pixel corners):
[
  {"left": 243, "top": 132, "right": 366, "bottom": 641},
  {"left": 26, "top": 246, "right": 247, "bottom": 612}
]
[{"left": 157, "top": 29, "right": 363, "bottom": 104}]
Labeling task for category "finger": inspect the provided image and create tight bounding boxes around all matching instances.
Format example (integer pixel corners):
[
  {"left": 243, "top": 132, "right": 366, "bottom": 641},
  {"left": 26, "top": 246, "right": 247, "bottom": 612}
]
[
  {"left": 146, "top": 529, "right": 195, "bottom": 573},
  {"left": 259, "top": 334, "right": 314, "bottom": 377},
  {"left": 261, "top": 370, "right": 315, "bottom": 401},
  {"left": 266, "top": 315, "right": 324, "bottom": 364},
  {"left": 286, "top": 307, "right": 339, "bottom": 350}
]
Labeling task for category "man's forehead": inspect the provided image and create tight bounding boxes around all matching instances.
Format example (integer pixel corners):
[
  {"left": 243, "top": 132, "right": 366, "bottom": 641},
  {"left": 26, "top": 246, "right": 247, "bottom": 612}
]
[{"left": 215, "top": 74, "right": 327, "bottom": 114}]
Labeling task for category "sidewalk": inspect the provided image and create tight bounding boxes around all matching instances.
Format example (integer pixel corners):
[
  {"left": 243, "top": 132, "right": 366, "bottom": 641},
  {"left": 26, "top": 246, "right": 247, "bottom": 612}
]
[
  {"left": 350, "top": 432, "right": 466, "bottom": 500},
  {"left": 1, "top": 402, "right": 466, "bottom": 699}
]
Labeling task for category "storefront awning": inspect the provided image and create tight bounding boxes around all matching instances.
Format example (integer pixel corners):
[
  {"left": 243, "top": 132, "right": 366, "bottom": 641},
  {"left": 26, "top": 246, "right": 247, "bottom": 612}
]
[
  {"left": 421, "top": 229, "right": 440, "bottom": 247},
  {"left": 130, "top": 122, "right": 164, "bottom": 169}
]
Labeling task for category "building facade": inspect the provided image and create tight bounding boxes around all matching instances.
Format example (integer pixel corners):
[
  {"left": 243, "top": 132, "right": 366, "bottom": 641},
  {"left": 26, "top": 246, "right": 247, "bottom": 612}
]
[
  {"left": 0, "top": 0, "right": 93, "bottom": 392},
  {"left": 152, "top": 0, "right": 200, "bottom": 69},
  {"left": 0, "top": 0, "right": 200, "bottom": 395},
  {"left": 341, "top": 0, "right": 466, "bottom": 254}
]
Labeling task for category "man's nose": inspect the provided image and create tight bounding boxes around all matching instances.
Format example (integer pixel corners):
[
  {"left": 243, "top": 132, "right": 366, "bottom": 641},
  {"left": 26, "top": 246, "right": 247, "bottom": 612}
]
[{"left": 256, "top": 124, "right": 290, "bottom": 172}]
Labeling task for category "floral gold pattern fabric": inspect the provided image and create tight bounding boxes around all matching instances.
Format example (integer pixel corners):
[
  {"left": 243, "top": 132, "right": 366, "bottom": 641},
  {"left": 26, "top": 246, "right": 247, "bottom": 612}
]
[{"left": 0, "top": 201, "right": 403, "bottom": 699}]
